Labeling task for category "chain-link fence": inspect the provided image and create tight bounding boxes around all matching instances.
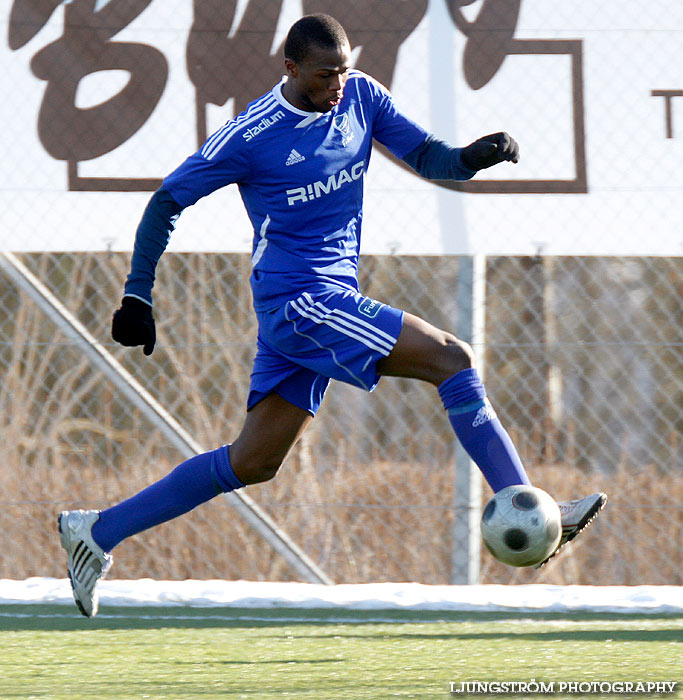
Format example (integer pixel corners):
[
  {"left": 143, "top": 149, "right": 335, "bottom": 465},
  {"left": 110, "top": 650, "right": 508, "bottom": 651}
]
[
  {"left": 1, "top": 1, "right": 681, "bottom": 585},
  {"left": 1, "top": 252, "right": 680, "bottom": 585}
]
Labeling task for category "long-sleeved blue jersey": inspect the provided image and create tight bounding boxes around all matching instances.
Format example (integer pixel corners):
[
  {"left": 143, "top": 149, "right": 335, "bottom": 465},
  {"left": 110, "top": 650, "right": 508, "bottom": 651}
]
[{"left": 125, "top": 70, "right": 475, "bottom": 310}]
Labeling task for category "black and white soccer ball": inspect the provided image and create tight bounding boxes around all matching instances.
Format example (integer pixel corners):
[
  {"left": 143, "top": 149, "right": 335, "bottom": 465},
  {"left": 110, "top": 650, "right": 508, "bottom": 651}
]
[{"left": 480, "top": 485, "right": 562, "bottom": 567}]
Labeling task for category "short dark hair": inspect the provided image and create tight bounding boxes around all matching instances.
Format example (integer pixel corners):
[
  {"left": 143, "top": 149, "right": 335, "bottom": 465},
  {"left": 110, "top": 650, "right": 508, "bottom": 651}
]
[{"left": 284, "top": 14, "right": 349, "bottom": 64}]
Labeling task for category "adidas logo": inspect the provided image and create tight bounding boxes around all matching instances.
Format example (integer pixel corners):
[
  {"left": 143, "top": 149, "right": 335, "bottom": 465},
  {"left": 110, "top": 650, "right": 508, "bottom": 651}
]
[
  {"left": 285, "top": 149, "right": 306, "bottom": 166},
  {"left": 472, "top": 403, "right": 496, "bottom": 428}
]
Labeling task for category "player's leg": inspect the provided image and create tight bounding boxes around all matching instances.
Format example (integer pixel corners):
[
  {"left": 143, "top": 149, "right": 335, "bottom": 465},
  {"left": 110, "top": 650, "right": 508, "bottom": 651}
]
[
  {"left": 376, "top": 312, "right": 530, "bottom": 493},
  {"left": 257, "top": 290, "right": 604, "bottom": 567},
  {"left": 90, "top": 393, "right": 313, "bottom": 553},
  {"left": 58, "top": 392, "right": 313, "bottom": 617},
  {"left": 376, "top": 312, "right": 606, "bottom": 562}
]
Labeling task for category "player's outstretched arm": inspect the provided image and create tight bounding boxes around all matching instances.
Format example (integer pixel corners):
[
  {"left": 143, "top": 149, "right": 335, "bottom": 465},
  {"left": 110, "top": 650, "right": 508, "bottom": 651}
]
[
  {"left": 111, "top": 187, "right": 183, "bottom": 356},
  {"left": 402, "top": 132, "right": 519, "bottom": 181}
]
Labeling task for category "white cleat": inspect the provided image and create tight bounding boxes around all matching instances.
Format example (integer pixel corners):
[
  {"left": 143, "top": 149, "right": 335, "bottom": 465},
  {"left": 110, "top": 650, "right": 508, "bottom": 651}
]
[
  {"left": 58, "top": 510, "right": 113, "bottom": 617},
  {"left": 534, "top": 492, "right": 608, "bottom": 568}
]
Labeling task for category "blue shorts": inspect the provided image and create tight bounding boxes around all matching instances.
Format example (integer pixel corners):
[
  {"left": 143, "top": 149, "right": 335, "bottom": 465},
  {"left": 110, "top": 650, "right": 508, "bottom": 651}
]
[{"left": 247, "top": 287, "right": 404, "bottom": 415}]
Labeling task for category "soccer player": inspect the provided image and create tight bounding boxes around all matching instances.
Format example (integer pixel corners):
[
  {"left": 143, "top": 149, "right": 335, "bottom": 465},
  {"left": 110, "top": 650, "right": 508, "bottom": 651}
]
[{"left": 58, "top": 14, "right": 606, "bottom": 617}]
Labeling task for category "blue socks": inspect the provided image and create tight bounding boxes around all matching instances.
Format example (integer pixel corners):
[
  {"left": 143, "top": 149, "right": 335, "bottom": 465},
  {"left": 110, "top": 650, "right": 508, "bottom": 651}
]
[
  {"left": 439, "top": 368, "right": 530, "bottom": 493},
  {"left": 91, "top": 445, "right": 244, "bottom": 553}
]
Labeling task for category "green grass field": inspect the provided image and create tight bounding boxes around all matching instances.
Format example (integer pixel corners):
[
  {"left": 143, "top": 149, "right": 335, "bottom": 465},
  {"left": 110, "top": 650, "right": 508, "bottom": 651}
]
[{"left": 0, "top": 605, "right": 680, "bottom": 699}]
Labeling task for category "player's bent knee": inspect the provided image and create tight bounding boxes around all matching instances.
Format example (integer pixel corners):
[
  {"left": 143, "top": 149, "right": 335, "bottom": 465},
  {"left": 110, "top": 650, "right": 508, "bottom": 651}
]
[
  {"left": 452, "top": 335, "right": 476, "bottom": 369},
  {"left": 415, "top": 332, "right": 475, "bottom": 386},
  {"left": 232, "top": 454, "right": 284, "bottom": 485},
  {"left": 253, "top": 459, "right": 283, "bottom": 484},
  {"left": 440, "top": 333, "right": 475, "bottom": 376}
]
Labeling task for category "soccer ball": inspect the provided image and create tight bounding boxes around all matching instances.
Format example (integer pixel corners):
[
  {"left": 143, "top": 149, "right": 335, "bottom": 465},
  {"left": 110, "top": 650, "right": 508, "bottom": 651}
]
[{"left": 480, "top": 485, "right": 562, "bottom": 567}]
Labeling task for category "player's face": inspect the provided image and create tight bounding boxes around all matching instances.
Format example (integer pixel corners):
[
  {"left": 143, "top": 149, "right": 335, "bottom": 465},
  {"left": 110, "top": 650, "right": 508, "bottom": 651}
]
[{"left": 284, "top": 42, "right": 352, "bottom": 113}]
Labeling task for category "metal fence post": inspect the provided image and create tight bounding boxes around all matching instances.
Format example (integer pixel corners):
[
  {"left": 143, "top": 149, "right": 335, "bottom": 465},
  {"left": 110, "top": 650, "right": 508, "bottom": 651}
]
[{"left": 451, "top": 254, "right": 485, "bottom": 584}]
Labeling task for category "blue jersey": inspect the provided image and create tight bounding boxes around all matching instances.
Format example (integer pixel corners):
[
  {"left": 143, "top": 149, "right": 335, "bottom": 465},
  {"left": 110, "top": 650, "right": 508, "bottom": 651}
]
[{"left": 163, "top": 71, "right": 428, "bottom": 311}]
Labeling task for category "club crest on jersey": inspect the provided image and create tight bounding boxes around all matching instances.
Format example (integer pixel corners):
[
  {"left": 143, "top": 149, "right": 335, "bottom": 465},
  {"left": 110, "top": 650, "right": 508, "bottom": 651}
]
[
  {"left": 286, "top": 160, "right": 365, "bottom": 205},
  {"left": 334, "top": 113, "right": 349, "bottom": 134},
  {"left": 358, "top": 297, "right": 382, "bottom": 318},
  {"left": 333, "top": 113, "right": 354, "bottom": 146}
]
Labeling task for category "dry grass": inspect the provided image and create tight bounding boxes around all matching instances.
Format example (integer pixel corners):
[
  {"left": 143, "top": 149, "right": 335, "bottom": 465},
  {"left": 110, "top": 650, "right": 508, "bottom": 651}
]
[{"left": 2, "top": 432, "right": 681, "bottom": 584}]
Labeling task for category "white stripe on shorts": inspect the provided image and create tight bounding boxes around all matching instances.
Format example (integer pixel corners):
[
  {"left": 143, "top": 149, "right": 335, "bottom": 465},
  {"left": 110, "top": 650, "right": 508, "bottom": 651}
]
[
  {"left": 292, "top": 294, "right": 396, "bottom": 356},
  {"left": 290, "top": 299, "right": 391, "bottom": 356},
  {"left": 302, "top": 292, "right": 398, "bottom": 345}
]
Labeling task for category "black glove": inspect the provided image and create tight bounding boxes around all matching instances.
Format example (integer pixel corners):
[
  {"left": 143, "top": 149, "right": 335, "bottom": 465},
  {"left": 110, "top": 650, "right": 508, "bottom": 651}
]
[
  {"left": 111, "top": 297, "right": 156, "bottom": 356},
  {"left": 461, "top": 132, "right": 520, "bottom": 171}
]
